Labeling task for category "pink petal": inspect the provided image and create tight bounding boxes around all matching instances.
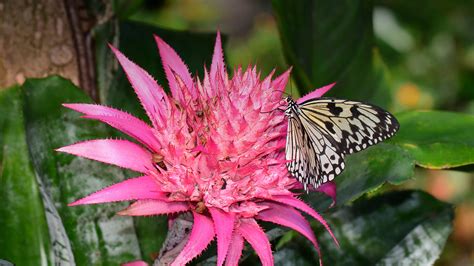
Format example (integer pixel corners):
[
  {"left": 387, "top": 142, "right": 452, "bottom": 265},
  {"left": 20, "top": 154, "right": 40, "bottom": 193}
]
[
  {"left": 209, "top": 208, "right": 235, "bottom": 266},
  {"left": 118, "top": 200, "right": 189, "bottom": 216},
  {"left": 238, "top": 218, "right": 273, "bottom": 266},
  {"left": 121, "top": 260, "right": 148, "bottom": 266},
  {"left": 256, "top": 202, "right": 322, "bottom": 265},
  {"left": 154, "top": 35, "right": 194, "bottom": 102},
  {"left": 316, "top": 181, "right": 337, "bottom": 208},
  {"left": 271, "top": 68, "right": 291, "bottom": 98},
  {"left": 69, "top": 176, "right": 166, "bottom": 206},
  {"left": 110, "top": 45, "right": 170, "bottom": 127},
  {"left": 225, "top": 233, "right": 244, "bottom": 266},
  {"left": 210, "top": 31, "right": 226, "bottom": 83},
  {"left": 297, "top": 83, "right": 336, "bottom": 104},
  {"left": 272, "top": 195, "right": 339, "bottom": 247},
  {"left": 257, "top": 202, "right": 318, "bottom": 247},
  {"left": 171, "top": 212, "right": 215, "bottom": 266},
  {"left": 57, "top": 139, "right": 153, "bottom": 173},
  {"left": 64, "top": 103, "right": 161, "bottom": 151}
]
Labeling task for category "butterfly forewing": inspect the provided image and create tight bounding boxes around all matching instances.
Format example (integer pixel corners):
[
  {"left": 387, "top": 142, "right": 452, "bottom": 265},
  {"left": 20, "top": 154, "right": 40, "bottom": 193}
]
[
  {"left": 285, "top": 97, "right": 399, "bottom": 191},
  {"left": 298, "top": 98, "right": 399, "bottom": 154}
]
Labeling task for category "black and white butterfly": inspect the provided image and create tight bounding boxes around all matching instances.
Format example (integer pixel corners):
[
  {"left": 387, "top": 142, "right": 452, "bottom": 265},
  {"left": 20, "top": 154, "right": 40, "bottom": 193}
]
[{"left": 285, "top": 96, "right": 399, "bottom": 191}]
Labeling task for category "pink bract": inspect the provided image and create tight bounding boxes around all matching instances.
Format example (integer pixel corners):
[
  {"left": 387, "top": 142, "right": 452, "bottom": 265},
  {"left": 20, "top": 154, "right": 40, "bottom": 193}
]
[{"left": 57, "top": 32, "right": 338, "bottom": 266}]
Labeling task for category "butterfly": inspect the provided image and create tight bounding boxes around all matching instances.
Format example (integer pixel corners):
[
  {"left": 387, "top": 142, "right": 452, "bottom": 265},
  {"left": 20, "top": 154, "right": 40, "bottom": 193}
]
[{"left": 284, "top": 96, "right": 399, "bottom": 191}]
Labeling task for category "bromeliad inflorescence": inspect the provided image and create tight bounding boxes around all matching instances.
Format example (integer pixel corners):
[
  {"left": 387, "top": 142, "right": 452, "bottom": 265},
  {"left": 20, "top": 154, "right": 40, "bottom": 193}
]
[{"left": 57, "top": 32, "right": 338, "bottom": 266}]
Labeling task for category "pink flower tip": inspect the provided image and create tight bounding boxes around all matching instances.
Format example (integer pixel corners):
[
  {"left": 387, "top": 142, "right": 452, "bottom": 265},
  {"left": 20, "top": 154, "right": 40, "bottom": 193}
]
[
  {"left": 68, "top": 201, "right": 81, "bottom": 207},
  {"left": 121, "top": 260, "right": 148, "bottom": 266},
  {"left": 297, "top": 82, "right": 336, "bottom": 104}
]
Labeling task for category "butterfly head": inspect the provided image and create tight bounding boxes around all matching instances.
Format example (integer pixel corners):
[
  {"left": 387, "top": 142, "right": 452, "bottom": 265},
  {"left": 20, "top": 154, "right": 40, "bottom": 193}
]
[
  {"left": 284, "top": 96, "right": 297, "bottom": 106},
  {"left": 284, "top": 96, "right": 299, "bottom": 116}
]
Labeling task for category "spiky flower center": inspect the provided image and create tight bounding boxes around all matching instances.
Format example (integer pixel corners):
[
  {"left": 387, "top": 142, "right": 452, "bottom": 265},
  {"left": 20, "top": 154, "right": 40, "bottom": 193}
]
[{"left": 149, "top": 72, "right": 292, "bottom": 212}]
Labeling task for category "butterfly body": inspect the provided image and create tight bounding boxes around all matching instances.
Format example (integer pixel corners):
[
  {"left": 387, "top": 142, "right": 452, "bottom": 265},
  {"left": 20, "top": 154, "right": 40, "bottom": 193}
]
[{"left": 284, "top": 96, "right": 399, "bottom": 191}]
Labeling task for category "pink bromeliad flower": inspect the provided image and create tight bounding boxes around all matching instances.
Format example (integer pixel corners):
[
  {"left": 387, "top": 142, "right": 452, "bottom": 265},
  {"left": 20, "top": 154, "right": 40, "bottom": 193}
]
[{"left": 57, "top": 32, "right": 339, "bottom": 265}]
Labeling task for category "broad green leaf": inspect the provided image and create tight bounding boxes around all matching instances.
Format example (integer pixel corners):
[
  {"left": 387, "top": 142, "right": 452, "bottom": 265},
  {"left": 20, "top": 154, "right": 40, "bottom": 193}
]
[
  {"left": 22, "top": 76, "right": 143, "bottom": 265},
  {"left": 307, "top": 143, "right": 415, "bottom": 209},
  {"left": 133, "top": 216, "right": 168, "bottom": 263},
  {"left": 308, "top": 110, "right": 474, "bottom": 209},
  {"left": 391, "top": 110, "right": 474, "bottom": 169},
  {"left": 278, "top": 190, "right": 454, "bottom": 265},
  {"left": 272, "top": 0, "right": 390, "bottom": 105},
  {"left": 113, "top": 0, "right": 145, "bottom": 19},
  {"left": 96, "top": 21, "right": 218, "bottom": 120},
  {"left": 274, "top": 243, "right": 313, "bottom": 266},
  {"left": 0, "top": 87, "right": 52, "bottom": 265}
]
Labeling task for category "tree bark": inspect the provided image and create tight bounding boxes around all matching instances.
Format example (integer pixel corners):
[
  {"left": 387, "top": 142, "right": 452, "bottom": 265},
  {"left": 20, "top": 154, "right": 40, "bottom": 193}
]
[{"left": 0, "top": 0, "right": 98, "bottom": 100}]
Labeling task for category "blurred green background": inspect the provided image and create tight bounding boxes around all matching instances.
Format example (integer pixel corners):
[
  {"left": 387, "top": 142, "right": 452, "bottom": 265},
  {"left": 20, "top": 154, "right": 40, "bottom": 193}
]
[{"left": 127, "top": 0, "right": 474, "bottom": 264}]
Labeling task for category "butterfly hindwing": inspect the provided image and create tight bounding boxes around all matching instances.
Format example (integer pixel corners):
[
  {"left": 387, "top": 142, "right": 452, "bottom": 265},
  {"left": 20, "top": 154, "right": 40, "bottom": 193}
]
[
  {"left": 286, "top": 111, "right": 344, "bottom": 190},
  {"left": 298, "top": 112, "right": 345, "bottom": 185},
  {"left": 286, "top": 116, "right": 320, "bottom": 190}
]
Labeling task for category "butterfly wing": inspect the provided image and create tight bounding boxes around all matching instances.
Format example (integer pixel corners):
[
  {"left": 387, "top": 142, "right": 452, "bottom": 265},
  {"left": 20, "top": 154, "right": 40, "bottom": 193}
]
[
  {"left": 286, "top": 116, "right": 319, "bottom": 190},
  {"left": 298, "top": 98, "right": 399, "bottom": 154},
  {"left": 299, "top": 110, "right": 345, "bottom": 185},
  {"left": 286, "top": 112, "right": 344, "bottom": 190},
  {"left": 285, "top": 97, "right": 399, "bottom": 190}
]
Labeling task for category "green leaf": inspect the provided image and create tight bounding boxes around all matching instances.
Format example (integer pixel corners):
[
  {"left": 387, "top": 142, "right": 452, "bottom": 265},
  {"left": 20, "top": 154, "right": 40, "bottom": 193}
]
[
  {"left": 113, "top": 0, "right": 145, "bottom": 19},
  {"left": 133, "top": 216, "right": 168, "bottom": 263},
  {"left": 22, "top": 76, "right": 143, "bottom": 265},
  {"left": 273, "top": 246, "right": 314, "bottom": 266},
  {"left": 272, "top": 0, "right": 390, "bottom": 105},
  {"left": 391, "top": 110, "right": 474, "bottom": 169},
  {"left": 308, "top": 110, "right": 474, "bottom": 209},
  {"left": 0, "top": 86, "right": 52, "bottom": 265},
  {"left": 307, "top": 143, "right": 415, "bottom": 209},
  {"left": 279, "top": 190, "right": 454, "bottom": 265},
  {"left": 96, "top": 21, "right": 219, "bottom": 120}
]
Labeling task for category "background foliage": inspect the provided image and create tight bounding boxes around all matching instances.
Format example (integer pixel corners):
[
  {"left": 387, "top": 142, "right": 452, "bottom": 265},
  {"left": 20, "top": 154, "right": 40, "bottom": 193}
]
[{"left": 1, "top": 0, "right": 473, "bottom": 265}]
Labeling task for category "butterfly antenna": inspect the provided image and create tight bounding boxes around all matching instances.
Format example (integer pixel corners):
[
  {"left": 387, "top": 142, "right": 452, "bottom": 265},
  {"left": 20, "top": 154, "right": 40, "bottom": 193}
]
[
  {"left": 289, "top": 78, "right": 294, "bottom": 97},
  {"left": 260, "top": 107, "right": 285, "bottom": 114},
  {"left": 260, "top": 95, "right": 286, "bottom": 114},
  {"left": 272, "top": 89, "right": 290, "bottom": 97}
]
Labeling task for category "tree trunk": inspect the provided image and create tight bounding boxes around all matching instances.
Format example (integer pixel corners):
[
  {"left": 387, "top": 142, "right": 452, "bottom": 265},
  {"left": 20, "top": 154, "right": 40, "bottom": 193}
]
[{"left": 0, "top": 0, "right": 98, "bottom": 100}]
